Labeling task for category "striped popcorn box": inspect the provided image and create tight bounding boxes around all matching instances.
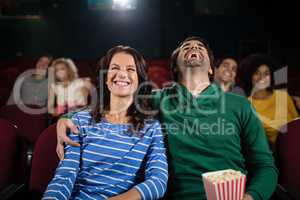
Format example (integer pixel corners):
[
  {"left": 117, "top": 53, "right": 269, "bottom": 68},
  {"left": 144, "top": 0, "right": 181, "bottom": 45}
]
[{"left": 202, "top": 169, "right": 246, "bottom": 200}]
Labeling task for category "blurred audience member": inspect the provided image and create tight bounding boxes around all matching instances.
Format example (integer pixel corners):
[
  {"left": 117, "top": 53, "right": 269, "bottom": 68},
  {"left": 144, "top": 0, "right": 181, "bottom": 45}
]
[
  {"left": 241, "top": 54, "right": 299, "bottom": 150},
  {"left": 48, "top": 58, "right": 91, "bottom": 117},
  {"left": 7, "top": 55, "right": 52, "bottom": 107},
  {"left": 214, "top": 56, "right": 245, "bottom": 96}
]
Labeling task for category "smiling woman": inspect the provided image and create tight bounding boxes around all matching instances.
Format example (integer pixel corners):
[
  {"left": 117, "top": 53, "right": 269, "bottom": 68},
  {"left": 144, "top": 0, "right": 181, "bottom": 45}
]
[
  {"left": 106, "top": 52, "right": 139, "bottom": 98},
  {"left": 92, "top": 45, "right": 154, "bottom": 132},
  {"left": 43, "top": 46, "right": 168, "bottom": 200},
  {"left": 241, "top": 54, "right": 299, "bottom": 149}
]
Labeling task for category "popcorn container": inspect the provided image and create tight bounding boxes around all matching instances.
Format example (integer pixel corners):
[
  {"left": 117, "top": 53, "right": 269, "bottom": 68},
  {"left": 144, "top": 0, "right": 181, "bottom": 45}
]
[{"left": 202, "top": 169, "right": 246, "bottom": 200}]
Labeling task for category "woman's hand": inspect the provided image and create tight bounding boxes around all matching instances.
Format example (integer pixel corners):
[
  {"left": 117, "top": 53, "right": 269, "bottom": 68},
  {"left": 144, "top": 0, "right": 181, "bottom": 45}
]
[{"left": 56, "top": 118, "right": 80, "bottom": 160}]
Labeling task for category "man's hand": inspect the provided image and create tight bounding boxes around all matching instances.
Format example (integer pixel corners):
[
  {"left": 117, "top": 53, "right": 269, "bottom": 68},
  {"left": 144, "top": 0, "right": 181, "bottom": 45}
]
[
  {"left": 56, "top": 118, "right": 80, "bottom": 160},
  {"left": 51, "top": 111, "right": 61, "bottom": 117},
  {"left": 243, "top": 193, "right": 254, "bottom": 200}
]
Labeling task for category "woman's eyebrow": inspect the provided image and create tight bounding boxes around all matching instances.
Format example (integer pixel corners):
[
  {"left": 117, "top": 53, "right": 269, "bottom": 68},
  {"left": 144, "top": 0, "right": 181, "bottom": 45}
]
[{"left": 110, "top": 63, "right": 120, "bottom": 67}]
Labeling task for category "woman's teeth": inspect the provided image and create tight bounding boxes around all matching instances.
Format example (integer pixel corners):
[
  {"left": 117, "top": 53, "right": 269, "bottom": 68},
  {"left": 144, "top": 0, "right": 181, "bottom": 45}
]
[{"left": 114, "top": 81, "right": 130, "bottom": 86}]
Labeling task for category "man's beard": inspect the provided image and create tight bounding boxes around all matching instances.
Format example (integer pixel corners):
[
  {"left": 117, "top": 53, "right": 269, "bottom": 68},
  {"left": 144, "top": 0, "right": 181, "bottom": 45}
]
[{"left": 184, "top": 57, "right": 204, "bottom": 68}]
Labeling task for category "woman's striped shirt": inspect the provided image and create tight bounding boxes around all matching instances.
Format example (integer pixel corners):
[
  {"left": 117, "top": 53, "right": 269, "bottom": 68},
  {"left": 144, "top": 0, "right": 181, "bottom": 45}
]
[{"left": 43, "top": 110, "right": 168, "bottom": 200}]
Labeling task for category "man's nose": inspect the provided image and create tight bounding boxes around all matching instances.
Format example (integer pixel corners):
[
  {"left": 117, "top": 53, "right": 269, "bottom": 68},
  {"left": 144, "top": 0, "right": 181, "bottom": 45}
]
[{"left": 227, "top": 68, "right": 234, "bottom": 74}]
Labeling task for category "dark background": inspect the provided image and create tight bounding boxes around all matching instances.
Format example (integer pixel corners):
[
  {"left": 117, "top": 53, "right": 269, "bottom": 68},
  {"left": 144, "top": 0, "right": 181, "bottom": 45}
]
[
  {"left": 0, "top": 0, "right": 297, "bottom": 64},
  {"left": 0, "top": 0, "right": 298, "bottom": 98}
]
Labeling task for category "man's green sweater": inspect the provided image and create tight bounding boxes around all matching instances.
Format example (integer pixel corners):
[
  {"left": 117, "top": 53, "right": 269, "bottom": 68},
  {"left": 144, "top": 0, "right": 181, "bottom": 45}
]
[{"left": 152, "top": 83, "right": 277, "bottom": 200}]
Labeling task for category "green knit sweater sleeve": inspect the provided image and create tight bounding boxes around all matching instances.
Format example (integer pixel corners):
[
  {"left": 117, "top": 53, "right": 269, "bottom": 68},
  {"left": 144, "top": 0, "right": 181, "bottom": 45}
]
[
  {"left": 241, "top": 100, "right": 278, "bottom": 200},
  {"left": 59, "top": 111, "right": 77, "bottom": 119}
]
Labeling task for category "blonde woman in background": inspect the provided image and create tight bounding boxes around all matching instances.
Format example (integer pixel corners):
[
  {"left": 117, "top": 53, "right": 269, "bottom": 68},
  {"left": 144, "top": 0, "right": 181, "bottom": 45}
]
[{"left": 48, "top": 58, "right": 91, "bottom": 117}]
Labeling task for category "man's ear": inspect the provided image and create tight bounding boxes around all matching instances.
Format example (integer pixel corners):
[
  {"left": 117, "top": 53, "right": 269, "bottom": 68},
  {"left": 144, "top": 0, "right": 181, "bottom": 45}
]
[{"left": 209, "top": 67, "right": 213, "bottom": 75}]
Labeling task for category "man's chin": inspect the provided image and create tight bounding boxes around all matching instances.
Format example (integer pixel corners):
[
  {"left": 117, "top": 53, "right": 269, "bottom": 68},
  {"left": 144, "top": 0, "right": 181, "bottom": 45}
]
[
  {"left": 185, "top": 60, "right": 203, "bottom": 68},
  {"left": 186, "top": 56, "right": 205, "bottom": 65}
]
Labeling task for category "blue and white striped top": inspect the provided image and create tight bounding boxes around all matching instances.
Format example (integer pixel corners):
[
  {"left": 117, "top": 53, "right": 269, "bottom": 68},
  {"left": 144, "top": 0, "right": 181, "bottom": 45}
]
[{"left": 43, "top": 110, "right": 168, "bottom": 200}]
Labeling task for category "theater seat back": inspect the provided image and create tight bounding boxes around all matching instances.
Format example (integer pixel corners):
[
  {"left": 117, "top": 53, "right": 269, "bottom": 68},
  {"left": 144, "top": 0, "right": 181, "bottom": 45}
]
[
  {"left": 29, "top": 124, "right": 59, "bottom": 195},
  {"left": 277, "top": 119, "right": 300, "bottom": 200},
  {"left": 0, "top": 118, "right": 18, "bottom": 189},
  {"left": 0, "top": 105, "right": 48, "bottom": 143}
]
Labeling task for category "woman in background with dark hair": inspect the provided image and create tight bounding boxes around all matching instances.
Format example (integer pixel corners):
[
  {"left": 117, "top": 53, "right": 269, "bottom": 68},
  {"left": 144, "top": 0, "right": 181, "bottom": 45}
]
[
  {"left": 43, "top": 46, "right": 168, "bottom": 200},
  {"left": 240, "top": 54, "right": 299, "bottom": 150},
  {"left": 214, "top": 56, "right": 245, "bottom": 96}
]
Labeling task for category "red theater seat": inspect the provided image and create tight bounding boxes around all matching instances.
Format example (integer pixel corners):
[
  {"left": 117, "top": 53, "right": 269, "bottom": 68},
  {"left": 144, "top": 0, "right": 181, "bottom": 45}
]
[
  {"left": 29, "top": 124, "right": 59, "bottom": 197},
  {"left": 148, "top": 65, "right": 172, "bottom": 88},
  {"left": 277, "top": 119, "right": 300, "bottom": 200},
  {"left": 0, "top": 105, "right": 49, "bottom": 185},
  {"left": 0, "top": 118, "right": 18, "bottom": 189},
  {"left": 147, "top": 59, "right": 169, "bottom": 68},
  {"left": 0, "top": 105, "right": 48, "bottom": 143}
]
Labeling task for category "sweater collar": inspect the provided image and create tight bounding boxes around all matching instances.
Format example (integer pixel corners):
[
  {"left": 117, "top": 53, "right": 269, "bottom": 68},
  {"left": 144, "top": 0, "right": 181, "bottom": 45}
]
[{"left": 169, "top": 82, "right": 224, "bottom": 115}]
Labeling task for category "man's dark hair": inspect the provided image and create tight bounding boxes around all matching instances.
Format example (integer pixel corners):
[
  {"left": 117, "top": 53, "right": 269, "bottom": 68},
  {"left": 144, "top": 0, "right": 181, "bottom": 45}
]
[
  {"left": 214, "top": 55, "right": 238, "bottom": 69},
  {"left": 38, "top": 53, "right": 53, "bottom": 61}
]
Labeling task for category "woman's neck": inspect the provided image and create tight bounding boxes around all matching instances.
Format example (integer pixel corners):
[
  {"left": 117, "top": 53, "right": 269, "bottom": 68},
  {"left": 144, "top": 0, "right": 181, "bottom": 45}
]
[
  {"left": 106, "top": 95, "right": 133, "bottom": 123},
  {"left": 252, "top": 89, "right": 272, "bottom": 100},
  {"left": 58, "top": 80, "right": 70, "bottom": 87}
]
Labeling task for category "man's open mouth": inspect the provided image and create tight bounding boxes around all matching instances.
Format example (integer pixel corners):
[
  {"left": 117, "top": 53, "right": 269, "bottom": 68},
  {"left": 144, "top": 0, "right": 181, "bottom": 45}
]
[{"left": 185, "top": 50, "right": 202, "bottom": 60}]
